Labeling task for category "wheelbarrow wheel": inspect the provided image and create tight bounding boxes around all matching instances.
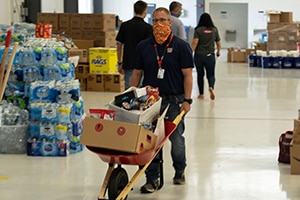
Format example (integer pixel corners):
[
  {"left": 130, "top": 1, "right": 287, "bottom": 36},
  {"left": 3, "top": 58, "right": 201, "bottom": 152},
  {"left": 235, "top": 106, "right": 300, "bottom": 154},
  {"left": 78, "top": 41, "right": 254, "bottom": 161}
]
[{"left": 108, "top": 167, "right": 129, "bottom": 200}]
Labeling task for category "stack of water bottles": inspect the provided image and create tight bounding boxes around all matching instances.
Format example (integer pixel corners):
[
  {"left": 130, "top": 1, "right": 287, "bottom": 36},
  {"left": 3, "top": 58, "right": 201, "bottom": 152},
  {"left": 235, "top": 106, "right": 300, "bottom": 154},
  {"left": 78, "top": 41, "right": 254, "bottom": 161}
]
[
  {"left": 0, "top": 101, "right": 29, "bottom": 154},
  {"left": 248, "top": 50, "right": 300, "bottom": 69},
  {"left": 1, "top": 37, "right": 85, "bottom": 156}
]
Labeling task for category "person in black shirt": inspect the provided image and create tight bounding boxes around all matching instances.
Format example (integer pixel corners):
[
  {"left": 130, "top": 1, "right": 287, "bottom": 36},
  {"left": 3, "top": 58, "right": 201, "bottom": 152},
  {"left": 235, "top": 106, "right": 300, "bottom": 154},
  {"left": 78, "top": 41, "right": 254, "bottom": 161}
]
[
  {"left": 116, "top": 0, "right": 153, "bottom": 89},
  {"left": 191, "top": 13, "right": 221, "bottom": 100}
]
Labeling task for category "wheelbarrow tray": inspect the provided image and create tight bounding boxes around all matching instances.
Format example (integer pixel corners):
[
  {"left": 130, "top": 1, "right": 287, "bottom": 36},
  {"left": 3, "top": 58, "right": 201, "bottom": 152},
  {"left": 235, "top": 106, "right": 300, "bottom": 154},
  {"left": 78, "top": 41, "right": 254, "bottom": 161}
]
[{"left": 86, "top": 111, "right": 184, "bottom": 200}]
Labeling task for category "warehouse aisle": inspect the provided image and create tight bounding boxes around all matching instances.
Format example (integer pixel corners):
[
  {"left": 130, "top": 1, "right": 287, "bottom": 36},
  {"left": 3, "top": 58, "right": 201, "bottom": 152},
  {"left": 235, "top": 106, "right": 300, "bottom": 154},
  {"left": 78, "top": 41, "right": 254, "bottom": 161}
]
[{"left": 1, "top": 50, "right": 300, "bottom": 200}]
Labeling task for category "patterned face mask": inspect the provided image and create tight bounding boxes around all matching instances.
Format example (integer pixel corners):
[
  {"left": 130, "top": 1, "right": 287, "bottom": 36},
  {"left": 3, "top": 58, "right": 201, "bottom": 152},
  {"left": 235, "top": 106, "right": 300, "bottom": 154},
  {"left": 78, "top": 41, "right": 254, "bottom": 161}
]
[{"left": 153, "top": 22, "right": 171, "bottom": 44}]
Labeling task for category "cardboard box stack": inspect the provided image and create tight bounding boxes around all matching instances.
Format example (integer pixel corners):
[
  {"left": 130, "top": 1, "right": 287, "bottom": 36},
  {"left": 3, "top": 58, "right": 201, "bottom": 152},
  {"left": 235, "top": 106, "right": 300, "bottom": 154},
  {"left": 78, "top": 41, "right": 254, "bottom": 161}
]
[
  {"left": 37, "top": 13, "right": 125, "bottom": 93},
  {"left": 290, "top": 119, "right": 300, "bottom": 174},
  {"left": 227, "top": 47, "right": 255, "bottom": 63},
  {"left": 88, "top": 47, "right": 124, "bottom": 92},
  {"left": 266, "top": 11, "right": 299, "bottom": 51},
  {"left": 70, "top": 39, "right": 94, "bottom": 91},
  {"left": 37, "top": 13, "right": 116, "bottom": 48}
]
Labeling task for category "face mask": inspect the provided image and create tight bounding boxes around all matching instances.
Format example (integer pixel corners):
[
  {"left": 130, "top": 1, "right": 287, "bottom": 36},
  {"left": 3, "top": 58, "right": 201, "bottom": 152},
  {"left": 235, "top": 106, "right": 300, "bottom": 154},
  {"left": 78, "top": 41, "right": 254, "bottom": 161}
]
[
  {"left": 153, "top": 22, "right": 171, "bottom": 44},
  {"left": 177, "top": 12, "right": 182, "bottom": 18}
]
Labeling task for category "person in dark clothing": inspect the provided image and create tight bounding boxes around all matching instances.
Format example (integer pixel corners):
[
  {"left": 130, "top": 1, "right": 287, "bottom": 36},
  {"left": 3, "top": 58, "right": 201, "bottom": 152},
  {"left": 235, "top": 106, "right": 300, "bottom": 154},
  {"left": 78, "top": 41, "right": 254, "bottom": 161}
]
[
  {"left": 191, "top": 12, "right": 221, "bottom": 100},
  {"left": 131, "top": 7, "right": 194, "bottom": 193},
  {"left": 116, "top": 0, "right": 153, "bottom": 89}
]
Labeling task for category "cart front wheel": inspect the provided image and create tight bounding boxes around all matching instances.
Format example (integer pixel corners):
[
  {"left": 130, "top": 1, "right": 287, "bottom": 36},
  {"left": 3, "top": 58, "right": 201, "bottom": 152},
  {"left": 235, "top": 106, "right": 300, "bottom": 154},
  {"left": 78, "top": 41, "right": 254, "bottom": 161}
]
[{"left": 108, "top": 167, "right": 129, "bottom": 200}]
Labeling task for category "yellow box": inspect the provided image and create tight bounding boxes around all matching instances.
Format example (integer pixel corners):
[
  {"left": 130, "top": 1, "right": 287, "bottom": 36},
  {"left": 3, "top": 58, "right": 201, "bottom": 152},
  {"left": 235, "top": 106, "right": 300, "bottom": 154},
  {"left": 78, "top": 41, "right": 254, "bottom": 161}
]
[{"left": 89, "top": 47, "right": 118, "bottom": 74}]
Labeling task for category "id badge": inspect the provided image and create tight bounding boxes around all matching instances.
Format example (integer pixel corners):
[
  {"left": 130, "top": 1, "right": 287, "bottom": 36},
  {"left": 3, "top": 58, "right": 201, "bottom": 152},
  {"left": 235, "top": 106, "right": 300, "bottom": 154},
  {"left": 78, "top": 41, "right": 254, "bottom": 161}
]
[{"left": 157, "top": 68, "right": 165, "bottom": 79}]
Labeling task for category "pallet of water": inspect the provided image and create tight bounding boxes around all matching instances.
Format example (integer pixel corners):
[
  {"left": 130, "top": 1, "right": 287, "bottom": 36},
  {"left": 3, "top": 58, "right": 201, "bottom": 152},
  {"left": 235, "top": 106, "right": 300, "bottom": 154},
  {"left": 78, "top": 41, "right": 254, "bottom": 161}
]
[{"left": 248, "top": 50, "right": 300, "bottom": 69}]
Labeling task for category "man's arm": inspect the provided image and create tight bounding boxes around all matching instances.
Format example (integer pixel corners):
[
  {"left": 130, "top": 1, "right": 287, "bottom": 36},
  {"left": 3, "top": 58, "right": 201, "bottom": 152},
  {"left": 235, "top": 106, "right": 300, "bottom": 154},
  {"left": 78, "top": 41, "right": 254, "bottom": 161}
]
[
  {"left": 130, "top": 69, "right": 143, "bottom": 87},
  {"left": 116, "top": 41, "right": 124, "bottom": 74},
  {"left": 216, "top": 40, "right": 221, "bottom": 57},
  {"left": 181, "top": 67, "right": 193, "bottom": 114},
  {"left": 190, "top": 38, "right": 198, "bottom": 52},
  {"left": 179, "top": 21, "right": 187, "bottom": 41}
]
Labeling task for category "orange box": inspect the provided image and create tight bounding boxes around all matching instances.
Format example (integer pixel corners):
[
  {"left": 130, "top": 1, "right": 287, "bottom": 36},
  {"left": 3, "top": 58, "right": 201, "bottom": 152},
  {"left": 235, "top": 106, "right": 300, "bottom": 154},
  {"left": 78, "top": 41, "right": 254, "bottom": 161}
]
[{"left": 35, "top": 23, "right": 52, "bottom": 38}]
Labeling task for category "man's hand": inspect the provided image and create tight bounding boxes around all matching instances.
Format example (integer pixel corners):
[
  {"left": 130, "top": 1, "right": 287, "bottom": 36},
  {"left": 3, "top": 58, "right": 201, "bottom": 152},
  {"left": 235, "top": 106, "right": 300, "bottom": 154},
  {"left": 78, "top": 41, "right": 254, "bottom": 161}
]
[{"left": 118, "top": 64, "right": 124, "bottom": 74}]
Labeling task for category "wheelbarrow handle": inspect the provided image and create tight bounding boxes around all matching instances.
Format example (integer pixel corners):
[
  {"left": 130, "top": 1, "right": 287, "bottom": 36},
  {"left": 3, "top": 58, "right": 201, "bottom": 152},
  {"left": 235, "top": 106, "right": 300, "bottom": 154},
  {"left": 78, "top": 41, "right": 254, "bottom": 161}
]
[{"left": 172, "top": 110, "right": 185, "bottom": 126}]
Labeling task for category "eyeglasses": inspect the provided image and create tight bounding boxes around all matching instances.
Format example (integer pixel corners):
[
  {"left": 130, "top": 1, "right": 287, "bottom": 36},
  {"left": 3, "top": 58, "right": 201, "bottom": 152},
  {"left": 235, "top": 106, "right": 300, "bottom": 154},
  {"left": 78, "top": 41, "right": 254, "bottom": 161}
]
[{"left": 152, "top": 18, "right": 170, "bottom": 23}]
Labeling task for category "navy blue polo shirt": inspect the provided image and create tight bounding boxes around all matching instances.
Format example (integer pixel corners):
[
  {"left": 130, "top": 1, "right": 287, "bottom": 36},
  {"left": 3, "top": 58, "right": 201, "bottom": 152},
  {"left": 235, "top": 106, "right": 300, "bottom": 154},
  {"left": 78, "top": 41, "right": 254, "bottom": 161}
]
[{"left": 133, "top": 35, "right": 194, "bottom": 95}]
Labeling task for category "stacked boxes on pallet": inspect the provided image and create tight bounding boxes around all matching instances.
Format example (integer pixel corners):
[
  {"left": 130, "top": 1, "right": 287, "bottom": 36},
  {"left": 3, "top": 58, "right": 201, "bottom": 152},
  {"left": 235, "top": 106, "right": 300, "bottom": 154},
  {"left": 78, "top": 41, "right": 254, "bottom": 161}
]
[
  {"left": 266, "top": 11, "right": 299, "bottom": 51},
  {"left": 37, "top": 13, "right": 124, "bottom": 93},
  {"left": 248, "top": 11, "right": 300, "bottom": 69}
]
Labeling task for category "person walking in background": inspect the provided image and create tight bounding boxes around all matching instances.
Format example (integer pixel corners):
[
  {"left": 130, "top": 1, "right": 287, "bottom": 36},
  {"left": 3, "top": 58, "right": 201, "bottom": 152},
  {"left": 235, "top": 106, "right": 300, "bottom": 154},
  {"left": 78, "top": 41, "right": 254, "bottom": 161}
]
[
  {"left": 130, "top": 7, "right": 194, "bottom": 193},
  {"left": 116, "top": 0, "right": 153, "bottom": 89},
  {"left": 191, "top": 12, "right": 221, "bottom": 100},
  {"left": 169, "top": 1, "right": 187, "bottom": 41}
]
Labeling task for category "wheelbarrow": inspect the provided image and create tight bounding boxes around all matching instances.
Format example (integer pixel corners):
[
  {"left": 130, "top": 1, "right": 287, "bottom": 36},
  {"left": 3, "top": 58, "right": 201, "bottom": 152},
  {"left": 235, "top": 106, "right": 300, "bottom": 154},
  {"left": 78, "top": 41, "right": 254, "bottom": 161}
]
[{"left": 86, "top": 110, "right": 185, "bottom": 200}]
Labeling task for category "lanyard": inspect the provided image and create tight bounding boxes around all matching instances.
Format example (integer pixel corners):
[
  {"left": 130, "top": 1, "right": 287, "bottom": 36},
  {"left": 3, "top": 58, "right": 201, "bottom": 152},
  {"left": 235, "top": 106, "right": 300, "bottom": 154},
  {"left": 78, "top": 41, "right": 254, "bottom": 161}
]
[{"left": 153, "top": 34, "right": 174, "bottom": 68}]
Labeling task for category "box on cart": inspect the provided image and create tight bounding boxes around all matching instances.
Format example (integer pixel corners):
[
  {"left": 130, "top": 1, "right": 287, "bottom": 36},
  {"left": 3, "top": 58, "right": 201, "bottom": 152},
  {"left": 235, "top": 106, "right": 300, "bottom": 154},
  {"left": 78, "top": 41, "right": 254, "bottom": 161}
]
[
  {"left": 80, "top": 117, "right": 157, "bottom": 154},
  {"left": 108, "top": 87, "right": 161, "bottom": 124}
]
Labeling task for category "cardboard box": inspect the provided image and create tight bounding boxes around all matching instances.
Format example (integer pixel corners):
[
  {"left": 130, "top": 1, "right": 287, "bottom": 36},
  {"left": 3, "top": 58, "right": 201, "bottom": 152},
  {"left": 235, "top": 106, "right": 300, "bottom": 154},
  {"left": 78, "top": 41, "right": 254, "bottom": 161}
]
[
  {"left": 78, "top": 78, "right": 87, "bottom": 91},
  {"left": 70, "top": 14, "right": 82, "bottom": 30},
  {"left": 89, "top": 47, "right": 118, "bottom": 74},
  {"left": 290, "top": 140, "right": 300, "bottom": 174},
  {"left": 231, "top": 51, "right": 246, "bottom": 63},
  {"left": 68, "top": 49, "right": 88, "bottom": 63},
  {"left": 227, "top": 47, "right": 234, "bottom": 62},
  {"left": 104, "top": 74, "right": 125, "bottom": 92},
  {"left": 37, "top": 13, "right": 59, "bottom": 31},
  {"left": 280, "top": 12, "right": 293, "bottom": 23},
  {"left": 269, "top": 14, "right": 280, "bottom": 23},
  {"left": 254, "top": 42, "right": 267, "bottom": 51},
  {"left": 70, "top": 30, "right": 83, "bottom": 39},
  {"left": 87, "top": 74, "right": 104, "bottom": 91},
  {"left": 35, "top": 23, "right": 52, "bottom": 38},
  {"left": 93, "top": 14, "right": 116, "bottom": 31},
  {"left": 73, "top": 39, "right": 94, "bottom": 50},
  {"left": 81, "top": 14, "right": 94, "bottom": 31},
  {"left": 73, "top": 40, "right": 94, "bottom": 61},
  {"left": 80, "top": 117, "right": 157, "bottom": 153},
  {"left": 108, "top": 92, "right": 161, "bottom": 124},
  {"left": 94, "top": 31, "right": 117, "bottom": 48},
  {"left": 37, "top": 13, "right": 48, "bottom": 23},
  {"left": 81, "top": 31, "right": 116, "bottom": 48},
  {"left": 75, "top": 64, "right": 89, "bottom": 79},
  {"left": 58, "top": 13, "right": 70, "bottom": 32}
]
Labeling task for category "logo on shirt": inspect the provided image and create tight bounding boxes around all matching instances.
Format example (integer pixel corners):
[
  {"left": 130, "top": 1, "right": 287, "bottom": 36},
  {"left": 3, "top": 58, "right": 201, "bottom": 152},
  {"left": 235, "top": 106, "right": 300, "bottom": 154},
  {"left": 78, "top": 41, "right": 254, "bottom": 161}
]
[
  {"left": 167, "top": 48, "right": 173, "bottom": 53},
  {"left": 204, "top": 30, "right": 212, "bottom": 34}
]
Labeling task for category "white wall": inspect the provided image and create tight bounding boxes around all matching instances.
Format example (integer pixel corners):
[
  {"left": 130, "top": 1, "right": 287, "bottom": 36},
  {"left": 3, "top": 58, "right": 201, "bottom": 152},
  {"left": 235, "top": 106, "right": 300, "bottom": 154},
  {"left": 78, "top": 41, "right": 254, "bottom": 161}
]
[
  {"left": 206, "top": 0, "right": 300, "bottom": 46},
  {"left": 102, "top": 0, "right": 197, "bottom": 27},
  {"left": 41, "top": 0, "right": 63, "bottom": 13},
  {"left": 0, "top": 0, "right": 24, "bottom": 25}
]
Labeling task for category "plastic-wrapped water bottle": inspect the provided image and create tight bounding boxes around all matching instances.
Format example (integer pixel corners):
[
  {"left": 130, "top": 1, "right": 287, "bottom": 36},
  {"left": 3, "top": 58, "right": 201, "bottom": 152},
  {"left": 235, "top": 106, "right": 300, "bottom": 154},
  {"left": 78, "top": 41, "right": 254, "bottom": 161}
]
[
  {"left": 43, "top": 65, "right": 61, "bottom": 81},
  {"left": 2, "top": 103, "right": 20, "bottom": 125},
  {"left": 19, "top": 48, "right": 37, "bottom": 66},
  {"left": 23, "top": 66, "right": 42, "bottom": 83},
  {"left": 40, "top": 48, "right": 57, "bottom": 66}
]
